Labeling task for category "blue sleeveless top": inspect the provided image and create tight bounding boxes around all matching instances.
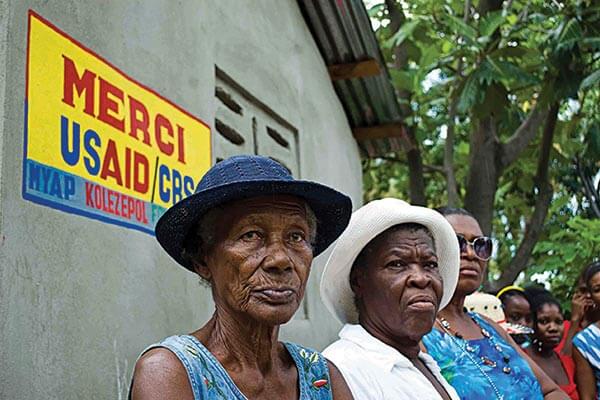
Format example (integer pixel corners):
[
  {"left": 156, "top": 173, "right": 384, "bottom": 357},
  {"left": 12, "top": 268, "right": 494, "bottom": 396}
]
[
  {"left": 573, "top": 323, "right": 600, "bottom": 398},
  {"left": 421, "top": 313, "right": 543, "bottom": 400},
  {"left": 140, "top": 335, "right": 333, "bottom": 400}
]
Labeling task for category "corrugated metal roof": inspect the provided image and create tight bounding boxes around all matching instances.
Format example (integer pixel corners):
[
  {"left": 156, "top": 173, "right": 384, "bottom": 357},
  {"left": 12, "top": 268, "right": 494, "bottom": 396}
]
[{"left": 298, "top": 0, "right": 407, "bottom": 157}]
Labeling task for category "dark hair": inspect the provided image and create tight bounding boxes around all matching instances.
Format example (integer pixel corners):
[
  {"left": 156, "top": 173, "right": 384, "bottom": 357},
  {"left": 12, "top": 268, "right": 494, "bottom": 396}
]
[
  {"left": 585, "top": 261, "right": 600, "bottom": 289},
  {"left": 524, "top": 286, "right": 562, "bottom": 324},
  {"left": 498, "top": 289, "right": 528, "bottom": 307},
  {"left": 435, "top": 206, "right": 475, "bottom": 218}
]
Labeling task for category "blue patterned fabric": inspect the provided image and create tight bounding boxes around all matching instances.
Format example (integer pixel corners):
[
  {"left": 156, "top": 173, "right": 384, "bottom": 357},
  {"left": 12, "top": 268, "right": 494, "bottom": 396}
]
[
  {"left": 140, "top": 335, "right": 333, "bottom": 400},
  {"left": 573, "top": 323, "right": 600, "bottom": 398},
  {"left": 421, "top": 312, "right": 543, "bottom": 400}
]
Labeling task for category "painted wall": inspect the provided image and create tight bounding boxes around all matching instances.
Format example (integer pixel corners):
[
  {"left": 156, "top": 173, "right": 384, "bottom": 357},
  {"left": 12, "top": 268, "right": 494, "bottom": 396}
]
[{"left": 0, "top": 1, "right": 362, "bottom": 399}]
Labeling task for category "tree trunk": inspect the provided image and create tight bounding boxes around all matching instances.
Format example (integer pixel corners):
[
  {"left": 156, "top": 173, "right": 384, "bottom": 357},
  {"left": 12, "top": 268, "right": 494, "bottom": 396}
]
[
  {"left": 486, "top": 103, "right": 559, "bottom": 292},
  {"left": 443, "top": 0, "right": 470, "bottom": 207},
  {"left": 444, "top": 98, "right": 460, "bottom": 207},
  {"left": 385, "top": 0, "right": 426, "bottom": 205},
  {"left": 463, "top": 116, "right": 500, "bottom": 235},
  {"left": 478, "top": 0, "right": 503, "bottom": 14},
  {"left": 407, "top": 146, "right": 426, "bottom": 205},
  {"left": 576, "top": 157, "right": 600, "bottom": 219}
]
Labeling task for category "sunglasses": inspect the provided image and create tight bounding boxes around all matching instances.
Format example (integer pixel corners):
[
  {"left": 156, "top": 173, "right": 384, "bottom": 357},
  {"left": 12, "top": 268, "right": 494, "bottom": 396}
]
[{"left": 456, "top": 234, "right": 493, "bottom": 261}]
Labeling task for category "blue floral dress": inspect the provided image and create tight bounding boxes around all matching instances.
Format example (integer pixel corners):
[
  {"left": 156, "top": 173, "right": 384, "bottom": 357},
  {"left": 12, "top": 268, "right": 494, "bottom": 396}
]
[
  {"left": 134, "top": 335, "right": 333, "bottom": 399},
  {"left": 421, "top": 312, "right": 543, "bottom": 400}
]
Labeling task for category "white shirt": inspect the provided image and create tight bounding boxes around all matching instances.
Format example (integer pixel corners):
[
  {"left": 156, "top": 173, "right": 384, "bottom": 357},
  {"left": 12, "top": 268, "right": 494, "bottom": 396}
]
[{"left": 323, "top": 324, "right": 460, "bottom": 400}]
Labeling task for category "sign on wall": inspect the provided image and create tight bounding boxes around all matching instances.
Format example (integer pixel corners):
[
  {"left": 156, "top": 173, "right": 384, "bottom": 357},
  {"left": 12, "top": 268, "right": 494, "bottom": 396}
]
[{"left": 23, "top": 11, "right": 211, "bottom": 234}]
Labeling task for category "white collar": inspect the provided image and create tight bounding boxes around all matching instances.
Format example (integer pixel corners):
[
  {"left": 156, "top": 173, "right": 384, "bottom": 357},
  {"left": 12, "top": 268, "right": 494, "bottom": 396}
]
[{"left": 338, "top": 324, "right": 441, "bottom": 373}]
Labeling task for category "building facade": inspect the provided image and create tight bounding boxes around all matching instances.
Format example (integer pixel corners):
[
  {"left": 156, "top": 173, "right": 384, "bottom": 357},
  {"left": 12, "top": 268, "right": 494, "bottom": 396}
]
[{"left": 0, "top": 1, "right": 367, "bottom": 398}]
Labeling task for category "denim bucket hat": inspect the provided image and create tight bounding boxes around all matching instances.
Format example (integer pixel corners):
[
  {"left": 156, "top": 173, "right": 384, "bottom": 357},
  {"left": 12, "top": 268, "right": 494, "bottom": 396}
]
[{"left": 155, "top": 155, "right": 353, "bottom": 271}]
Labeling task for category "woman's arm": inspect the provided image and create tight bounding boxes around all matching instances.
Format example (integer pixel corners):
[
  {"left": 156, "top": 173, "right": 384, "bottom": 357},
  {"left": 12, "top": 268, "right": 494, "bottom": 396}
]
[
  {"left": 573, "top": 347, "right": 597, "bottom": 400},
  {"left": 328, "top": 360, "right": 355, "bottom": 400},
  {"left": 561, "top": 292, "right": 587, "bottom": 356},
  {"left": 481, "top": 315, "right": 569, "bottom": 400},
  {"left": 130, "top": 348, "right": 195, "bottom": 400}
]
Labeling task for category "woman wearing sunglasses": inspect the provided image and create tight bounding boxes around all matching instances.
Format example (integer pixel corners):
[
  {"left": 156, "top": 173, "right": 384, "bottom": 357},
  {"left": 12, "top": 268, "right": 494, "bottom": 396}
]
[{"left": 421, "top": 207, "right": 568, "bottom": 400}]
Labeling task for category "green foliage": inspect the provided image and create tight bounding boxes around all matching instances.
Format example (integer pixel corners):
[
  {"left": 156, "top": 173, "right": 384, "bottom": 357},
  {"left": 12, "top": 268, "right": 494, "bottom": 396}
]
[
  {"left": 531, "top": 217, "right": 600, "bottom": 311},
  {"left": 581, "top": 70, "right": 600, "bottom": 90},
  {"left": 364, "top": 0, "right": 600, "bottom": 303},
  {"left": 385, "top": 19, "right": 420, "bottom": 48},
  {"left": 480, "top": 11, "right": 505, "bottom": 38}
]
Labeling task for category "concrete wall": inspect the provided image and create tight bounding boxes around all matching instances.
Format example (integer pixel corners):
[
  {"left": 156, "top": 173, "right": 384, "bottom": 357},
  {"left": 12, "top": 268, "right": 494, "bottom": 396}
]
[{"left": 0, "top": 1, "right": 362, "bottom": 398}]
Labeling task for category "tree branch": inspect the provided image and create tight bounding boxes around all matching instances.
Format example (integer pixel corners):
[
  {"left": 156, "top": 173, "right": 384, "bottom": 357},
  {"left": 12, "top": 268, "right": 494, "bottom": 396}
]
[
  {"left": 385, "top": 0, "right": 426, "bottom": 205},
  {"left": 425, "top": 164, "right": 447, "bottom": 174},
  {"left": 445, "top": 103, "right": 460, "bottom": 207},
  {"left": 499, "top": 105, "right": 549, "bottom": 169},
  {"left": 488, "top": 102, "right": 559, "bottom": 292},
  {"left": 443, "top": 0, "right": 470, "bottom": 207},
  {"left": 377, "top": 156, "right": 404, "bottom": 163},
  {"left": 576, "top": 156, "right": 600, "bottom": 218}
]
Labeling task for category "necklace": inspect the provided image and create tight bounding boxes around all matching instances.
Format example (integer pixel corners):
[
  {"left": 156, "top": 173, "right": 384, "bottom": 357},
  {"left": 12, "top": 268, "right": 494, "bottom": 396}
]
[
  {"left": 437, "top": 314, "right": 510, "bottom": 400},
  {"left": 531, "top": 339, "right": 558, "bottom": 359},
  {"left": 532, "top": 338, "right": 544, "bottom": 353}
]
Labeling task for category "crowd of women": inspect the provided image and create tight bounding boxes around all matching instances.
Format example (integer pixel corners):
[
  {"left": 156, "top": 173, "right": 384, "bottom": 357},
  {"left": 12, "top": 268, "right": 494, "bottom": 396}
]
[
  {"left": 493, "top": 263, "right": 600, "bottom": 400},
  {"left": 128, "top": 155, "right": 600, "bottom": 400}
]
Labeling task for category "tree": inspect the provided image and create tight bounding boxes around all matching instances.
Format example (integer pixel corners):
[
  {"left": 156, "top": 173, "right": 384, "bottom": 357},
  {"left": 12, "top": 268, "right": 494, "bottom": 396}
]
[{"left": 365, "top": 0, "right": 600, "bottom": 293}]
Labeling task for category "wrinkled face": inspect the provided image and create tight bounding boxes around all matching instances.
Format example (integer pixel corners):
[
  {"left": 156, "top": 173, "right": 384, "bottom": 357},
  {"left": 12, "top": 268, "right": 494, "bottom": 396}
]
[
  {"left": 196, "top": 195, "right": 313, "bottom": 326},
  {"left": 352, "top": 228, "right": 443, "bottom": 342},
  {"left": 535, "top": 304, "right": 564, "bottom": 348},
  {"left": 445, "top": 214, "right": 486, "bottom": 296},
  {"left": 503, "top": 295, "right": 533, "bottom": 328},
  {"left": 589, "top": 272, "right": 600, "bottom": 306}
]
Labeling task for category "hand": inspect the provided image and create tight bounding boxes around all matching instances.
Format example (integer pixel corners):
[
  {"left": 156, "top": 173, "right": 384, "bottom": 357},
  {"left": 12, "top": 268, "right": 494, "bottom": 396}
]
[{"left": 571, "top": 291, "right": 591, "bottom": 323}]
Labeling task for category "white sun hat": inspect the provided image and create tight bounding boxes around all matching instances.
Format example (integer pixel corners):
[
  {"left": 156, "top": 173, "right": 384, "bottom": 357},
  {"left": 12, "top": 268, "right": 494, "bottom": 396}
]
[{"left": 320, "top": 198, "right": 460, "bottom": 324}]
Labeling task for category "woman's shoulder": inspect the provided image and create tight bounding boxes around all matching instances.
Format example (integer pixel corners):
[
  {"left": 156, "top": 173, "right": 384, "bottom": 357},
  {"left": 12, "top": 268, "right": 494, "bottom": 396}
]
[
  {"left": 285, "top": 341, "right": 321, "bottom": 355},
  {"left": 134, "top": 335, "right": 204, "bottom": 364},
  {"left": 322, "top": 337, "right": 354, "bottom": 355},
  {"left": 285, "top": 342, "right": 327, "bottom": 364},
  {"left": 143, "top": 335, "right": 212, "bottom": 363},
  {"left": 422, "top": 325, "right": 444, "bottom": 342},
  {"left": 134, "top": 344, "right": 188, "bottom": 374},
  {"left": 284, "top": 343, "right": 329, "bottom": 370},
  {"left": 574, "top": 323, "right": 600, "bottom": 347},
  {"left": 322, "top": 340, "right": 383, "bottom": 399},
  {"left": 421, "top": 325, "right": 451, "bottom": 356},
  {"left": 131, "top": 343, "right": 195, "bottom": 400},
  {"left": 322, "top": 335, "right": 374, "bottom": 367},
  {"left": 472, "top": 312, "right": 510, "bottom": 339},
  {"left": 283, "top": 342, "right": 337, "bottom": 399}
]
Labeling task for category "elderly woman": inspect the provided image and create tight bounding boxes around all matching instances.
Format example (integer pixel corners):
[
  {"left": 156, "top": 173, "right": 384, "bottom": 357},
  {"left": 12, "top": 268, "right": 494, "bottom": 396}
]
[
  {"left": 421, "top": 207, "right": 568, "bottom": 400},
  {"left": 130, "top": 155, "right": 354, "bottom": 400},
  {"left": 320, "top": 198, "right": 461, "bottom": 399}
]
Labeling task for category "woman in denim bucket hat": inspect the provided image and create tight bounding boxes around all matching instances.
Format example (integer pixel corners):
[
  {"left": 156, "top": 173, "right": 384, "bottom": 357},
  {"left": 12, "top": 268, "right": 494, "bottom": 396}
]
[{"left": 131, "top": 155, "right": 354, "bottom": 400}]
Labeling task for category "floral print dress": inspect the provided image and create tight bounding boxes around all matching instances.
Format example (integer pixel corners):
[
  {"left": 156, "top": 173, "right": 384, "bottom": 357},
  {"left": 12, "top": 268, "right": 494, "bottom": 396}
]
[
  {"left": 421, "top": 312, "right": 543, "bottom": 400},
  {"left": 136, "top": 335, "right": 333, "bottom": 400}
]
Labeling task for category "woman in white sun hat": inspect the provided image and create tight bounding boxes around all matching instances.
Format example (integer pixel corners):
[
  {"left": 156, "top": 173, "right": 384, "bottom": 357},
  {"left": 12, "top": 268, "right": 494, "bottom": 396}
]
[{"left": 321, "top": 198, "right": 460, "bottom": 400}]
